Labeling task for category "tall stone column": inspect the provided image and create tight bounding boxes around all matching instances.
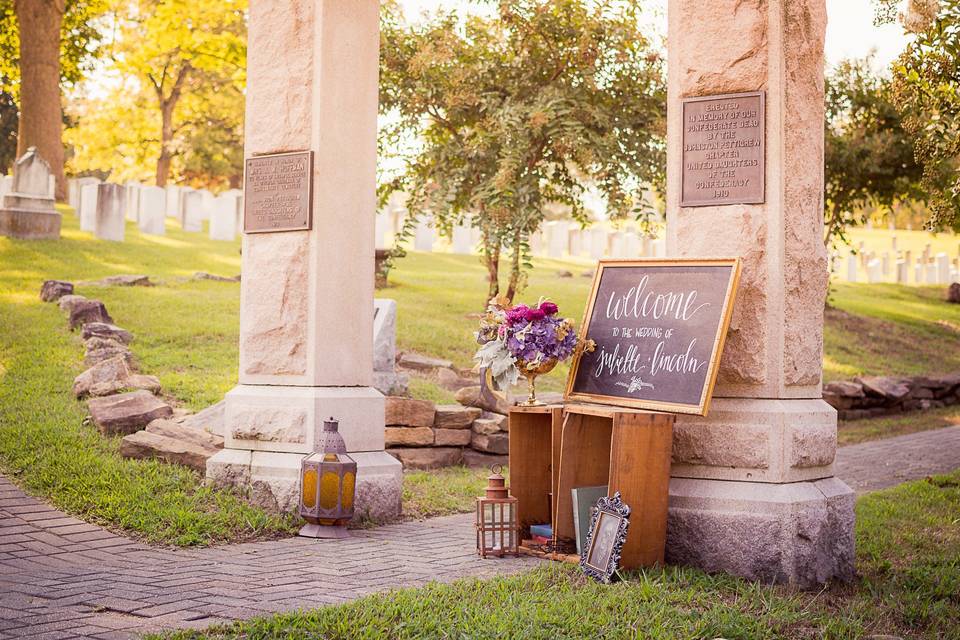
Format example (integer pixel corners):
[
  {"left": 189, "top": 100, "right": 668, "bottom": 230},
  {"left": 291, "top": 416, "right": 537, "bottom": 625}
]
[
  {"left": 206, "top": 0, "right": 402, "bottom": 520},
  {"left": 665, "top": 0, "right": 855, "bottom": 585}
]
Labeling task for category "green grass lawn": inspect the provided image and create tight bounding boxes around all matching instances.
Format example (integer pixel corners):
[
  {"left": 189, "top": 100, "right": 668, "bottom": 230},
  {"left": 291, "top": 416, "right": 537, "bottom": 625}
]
[
  {"left": 157, "top": 468, "right": 960, "bottom": 640},
  {"left": 0, "top": 213, "right": 957, "bottom": 545}
]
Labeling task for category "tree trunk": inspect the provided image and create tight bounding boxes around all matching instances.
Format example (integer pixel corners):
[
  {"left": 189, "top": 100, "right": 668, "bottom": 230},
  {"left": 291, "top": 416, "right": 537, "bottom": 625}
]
[
  {"left": 482, "top": 227, "right": 501, "bottom": 304},
  {"left": 504, "top": 230, "right": 524, "bottom": 304},
  {"left": 15, "top": 0, "right": 66, "bottom": 201},
  {"left": 152, "top": 64, "right": 190, "bottom": 187}
]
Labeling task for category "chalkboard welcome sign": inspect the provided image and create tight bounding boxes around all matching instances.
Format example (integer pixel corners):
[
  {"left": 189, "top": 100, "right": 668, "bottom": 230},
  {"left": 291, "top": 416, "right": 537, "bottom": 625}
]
[{"left": 565, "top": 259, "right": 740, "bottom": 416}]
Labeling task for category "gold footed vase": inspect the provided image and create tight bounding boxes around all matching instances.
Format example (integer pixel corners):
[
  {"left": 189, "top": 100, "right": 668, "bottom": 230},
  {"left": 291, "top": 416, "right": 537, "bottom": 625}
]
[{"left": 516, "top": 358, "right": 558, "bottom": 406}]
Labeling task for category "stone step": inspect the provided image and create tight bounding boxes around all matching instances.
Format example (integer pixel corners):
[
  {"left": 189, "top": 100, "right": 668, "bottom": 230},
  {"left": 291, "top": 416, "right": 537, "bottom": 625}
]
[{"left": 87, "top": 390, "right": 173, "bottom": 436}]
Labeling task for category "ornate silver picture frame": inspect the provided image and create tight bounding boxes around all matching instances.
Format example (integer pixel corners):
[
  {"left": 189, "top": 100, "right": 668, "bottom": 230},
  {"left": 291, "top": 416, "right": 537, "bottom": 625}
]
[{"left": 580, "top": 491, "right": 631, "bottom": 583}]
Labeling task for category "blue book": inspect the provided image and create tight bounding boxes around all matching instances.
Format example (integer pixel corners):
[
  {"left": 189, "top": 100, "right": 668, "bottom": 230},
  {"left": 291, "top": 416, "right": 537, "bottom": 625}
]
[
  {"left": 530, "top": 523, "right": 553, "bottom": 539},
  {"left": 572, "top": 485, "right": 609, "bottom": 555}
]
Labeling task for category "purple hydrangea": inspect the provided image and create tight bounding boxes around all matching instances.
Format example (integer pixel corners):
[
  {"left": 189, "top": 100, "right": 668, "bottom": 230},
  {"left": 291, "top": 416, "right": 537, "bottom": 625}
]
[{"left": 501, "top": 301, "right": 577, "bottom": 363}]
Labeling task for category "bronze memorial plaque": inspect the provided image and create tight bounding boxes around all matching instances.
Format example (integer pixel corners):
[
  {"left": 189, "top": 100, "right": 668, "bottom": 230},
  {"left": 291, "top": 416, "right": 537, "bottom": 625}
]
[
  {"left": 681, "top": 91, "right": 764, "bottom": 207},
  {"left": 243, "top": 150, "right": 313, "bottom": 233}
]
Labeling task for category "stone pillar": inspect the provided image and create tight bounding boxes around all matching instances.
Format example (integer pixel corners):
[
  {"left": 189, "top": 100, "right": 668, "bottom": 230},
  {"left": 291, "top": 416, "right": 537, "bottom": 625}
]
[
  {"left": 665, "top": 0, "right": 854, "bottom": 586},
  {"left": 206, "top": 0, "right": 401, "bottom": 520}
]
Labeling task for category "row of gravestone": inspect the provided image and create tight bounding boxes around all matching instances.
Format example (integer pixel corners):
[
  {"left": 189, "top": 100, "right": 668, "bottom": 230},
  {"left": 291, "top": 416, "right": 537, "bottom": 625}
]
[
  {"left": 375, "top": 207, "right": 669, "bottom": 260},
  {"left": 833, "top": 242, "right": 960, "bottom": 286},
  {"left": 66, "top": 178, "right": 244, "bottom": 242}
]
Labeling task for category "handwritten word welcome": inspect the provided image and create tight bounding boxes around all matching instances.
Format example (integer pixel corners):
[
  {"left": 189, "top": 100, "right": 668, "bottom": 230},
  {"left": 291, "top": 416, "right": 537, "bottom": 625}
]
[{"left": 604, "top": 275, "right": 709, "bottom": 322}]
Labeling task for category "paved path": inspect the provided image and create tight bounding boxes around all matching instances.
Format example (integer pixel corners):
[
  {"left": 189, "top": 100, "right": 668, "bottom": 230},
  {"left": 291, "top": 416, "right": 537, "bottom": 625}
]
[
  {"left": 835, "top": 425, "right": 960, "bottom": 493},
  {"left": 1, "top": 426, "right": 959, "bottom": 639}
]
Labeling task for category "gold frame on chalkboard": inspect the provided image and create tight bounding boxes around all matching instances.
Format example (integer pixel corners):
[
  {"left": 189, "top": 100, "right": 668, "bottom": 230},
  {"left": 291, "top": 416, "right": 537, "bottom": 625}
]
[{"left": 563, "top": 258, "right": 741, "bottom": 417}]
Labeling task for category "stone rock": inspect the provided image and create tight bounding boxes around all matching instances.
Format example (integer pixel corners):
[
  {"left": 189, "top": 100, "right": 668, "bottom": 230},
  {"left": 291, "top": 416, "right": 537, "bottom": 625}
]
[
  {"left": 480, "top": 411, "right": 509, "bottom": 431},
  {"left": 385, "top": 426, "right": 434, "bottom": 447},
  {"left": 433, "top": 427, "right": 472, "bottom": 447},
  {"left": 462, "top": 449, "right": 509, "bottom": 469},
  {"left": 388, "top": 447, "right": 462, "bottom": 470},
  {"left": 373, "top": 299, "right": 398, "bottom": 372},
  {"left": 822, "top": 380, "right": 865, "bottom": 410},
  {"left": 471, "top": 418, "right": 503, "bottom": 436},
  {"left": 73, "top": 356, "right": 158, "bottom": 398},
  {"left": 581, "top": 270, "right": 594, "bottom": 278},
  {"left": 83, "top": 337, "right": 133, "bottom": 368},
  {"left": 176, "top": 400, "right": 226, "bottom": 437},
  {"left": 384, "top": 396, "right": 436, "bottom": 427},
  {"left": 57, "top": 294, "right": 87, "bottom": 313},
  {"left": 40, "top": 280, "right": 73, "bottom": 302},
  {"left": 146, "top": 418, "right": 224, "bottom": 450},
  {"left": 81, "top": 322, "right": 133, "bottom": 344},
  {"left": 68, "top": 300, "right": 113, "bottom": 330},
  {"left": 948, "top": 282, "right": 960, "bottom": 304},
  {"left": 398, "top": 352, "right": 453, "bottom": 371},
  {"left": 437, "top": 367, "right": 476, "bottom": 391},
  {"left": 556, "top": 270, "right": 573, "bottom": 278},
  {"left": 455, "top": 385, "right": 512, "bottom": 415},
  {"left": 858, "top": 376, "right": 911, "bottom": 401},
  {"left": 471, "top": 431, "right": 509, "bottom": 455},
  {"left": 119, "top": 430, "right": 213, "bottom": 472},
  {"left": 433, "top": 404, "right": 481, "bottom": 429},
  {"left": 88, "top": 274, "right": 152, "bottom": 287},
  {"left": 194, "top": 271, "right": 240, "bottom": 283},
  {"left": 87, "top": 390, "right": 173, "bottom": 436},
  {"left": 373, "top": 370, "right": 409, "bottom": 396}
]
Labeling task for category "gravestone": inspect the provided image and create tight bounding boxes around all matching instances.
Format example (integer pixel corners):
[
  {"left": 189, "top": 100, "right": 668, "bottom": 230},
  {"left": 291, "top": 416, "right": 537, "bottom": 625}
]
[
  {"left": 209, "top": 194, "right": 237, "bottom": 241},
  {"left": 546, "top": 221, "right": 569, "bottom": 258},
  {"left": 93, "top": 184, "right": 126, "bottom": 242},
  {"left": 568, "top": 228, "right": 582, "bottom": 256},
  {"left": 867, "top": 259, "right": 882, "bottom": 283},
  {"left": 164, "top": 185, "right": 182, "bottom": 218},
  {"left": 200, "top": 189, "right": 215, "bottom": 221},
  {"left": 80, "top": 183, "right": 99, "bottom": 232},
  {"left": 451, "top": 224, "right": 472, "bottom": 254},
  {"left": 589, "top": 228, "right": 608, "bottom": 259},
  {"left": 413, "top": 220, "right": 435, "bottom": 251},
  {"left": 181, "top": 191, "right": 204, "bottom": 232},
  {"left": 895, "top": 259, "right": 908, "bottom": 283},
  {"left": 125, "top": 181, "right": 142, "bottom": 221},
  {"left": 664, "top": 0, "right": 853, "bottom": 586},
  {"left": 936, "top": 253, "right": 950, "bottom": 283},
  {"left": 0, "top": 147, "right": 61, "bottom": 239},
  {"left": 0, "top": 175, "right": 12, "bottom": 199},
  {"left": 372, "top": 299, "right": 408, "bottom": 395},
  {"left": 74, "top": 178, "right": 99, "bottom": 219},
  {"left": 138, "top": 186, "right": 166, "bottom": 235}
]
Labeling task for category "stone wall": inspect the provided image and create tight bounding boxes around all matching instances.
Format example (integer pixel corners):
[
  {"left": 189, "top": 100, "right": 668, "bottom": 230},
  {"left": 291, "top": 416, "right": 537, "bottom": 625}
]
[{"left": 824, "top": 374, "right": 960, "bottom": 420}]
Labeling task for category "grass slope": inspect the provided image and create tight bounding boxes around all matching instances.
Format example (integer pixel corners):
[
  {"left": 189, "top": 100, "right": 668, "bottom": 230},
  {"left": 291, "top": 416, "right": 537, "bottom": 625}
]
[{"left": 159, "top": 469, "right": 960, "bottom": 640}]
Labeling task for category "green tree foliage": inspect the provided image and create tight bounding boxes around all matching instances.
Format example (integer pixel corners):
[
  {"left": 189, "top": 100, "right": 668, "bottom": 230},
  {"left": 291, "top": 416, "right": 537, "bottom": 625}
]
[
  {"left": 379, "top": 0, "right": 666, "bottom": 304},
  {"left": 824, "top": 57, "right": 924, "bottom": 248},
  {"left": 889, "top": 0, "right": 960, "bottom": 231},
  {"left": 67, "top": 0, "right": 245, "bottom": 188}
]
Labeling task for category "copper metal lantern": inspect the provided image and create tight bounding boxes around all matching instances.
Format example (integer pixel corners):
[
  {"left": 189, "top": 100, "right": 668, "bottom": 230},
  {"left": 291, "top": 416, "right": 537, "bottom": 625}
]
[
  {"left": 299, "top": 417, "right": 357, "bottom": 539},
  {"left": 476, "top": 465, "right": 519, "bottom": 558}
]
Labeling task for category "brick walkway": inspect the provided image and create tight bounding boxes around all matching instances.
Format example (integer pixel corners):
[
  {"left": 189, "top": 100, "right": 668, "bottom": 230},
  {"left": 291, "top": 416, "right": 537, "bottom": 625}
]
[
  {"left": 834, "top": 425, "right": 960, "bottom": 493},
  {"left": 1, "top": 426, "right": 959, "bottom": 639}
]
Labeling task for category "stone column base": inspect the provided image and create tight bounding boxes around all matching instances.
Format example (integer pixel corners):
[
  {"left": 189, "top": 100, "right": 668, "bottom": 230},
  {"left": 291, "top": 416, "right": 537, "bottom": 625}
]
[
  {"left": 0, "top": 208, "right": 61, "bottom": 239},
  {"left": 667, "top": 476, "right": 855, "bottom": 587},
  {"left": 207, "top": 448, "right": 402, "bottom": 522}
]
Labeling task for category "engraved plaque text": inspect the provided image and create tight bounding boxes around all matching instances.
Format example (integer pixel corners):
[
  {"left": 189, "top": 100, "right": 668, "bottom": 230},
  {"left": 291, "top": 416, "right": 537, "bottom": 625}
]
[
  {"left": 681, "top": 92, "right": 764, "bottom": 207},
  {"left": 243, "top": 151, "right": 313, "bottom": 233}
]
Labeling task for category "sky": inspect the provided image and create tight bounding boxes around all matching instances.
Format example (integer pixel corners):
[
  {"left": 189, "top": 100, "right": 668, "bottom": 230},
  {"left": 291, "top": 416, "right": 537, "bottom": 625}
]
[{"left": 399, "top": 0, "right": 912, "bottom": 70}]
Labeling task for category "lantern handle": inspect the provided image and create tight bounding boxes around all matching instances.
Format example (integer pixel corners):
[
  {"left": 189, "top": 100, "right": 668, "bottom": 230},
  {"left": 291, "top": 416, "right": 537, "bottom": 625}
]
[{"left": 490, "top": 463, "right": 503, "bottom": 475}]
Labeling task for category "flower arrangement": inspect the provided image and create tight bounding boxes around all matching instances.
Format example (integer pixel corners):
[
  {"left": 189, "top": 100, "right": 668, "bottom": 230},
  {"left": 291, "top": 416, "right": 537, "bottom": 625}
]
[{"left": 475, "top": 297, "right": 594, "bottom": 405}]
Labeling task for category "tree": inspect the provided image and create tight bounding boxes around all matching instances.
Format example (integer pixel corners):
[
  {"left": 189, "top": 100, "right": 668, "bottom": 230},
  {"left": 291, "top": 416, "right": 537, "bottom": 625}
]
[
  {"left": 0, "top": 0, "right": 106, "bottom": 199},
  {"left": 887, "top": 0, "right": 960, "bottom": 231},
  {"left": 824, "top": 57, "right": 923, "bottom": 248},
  {"left": 108, "top": 0, "right": 246, "bottom": 187},
  {"left": 379, "top": 0, "right": 666, "bottom": 304}
]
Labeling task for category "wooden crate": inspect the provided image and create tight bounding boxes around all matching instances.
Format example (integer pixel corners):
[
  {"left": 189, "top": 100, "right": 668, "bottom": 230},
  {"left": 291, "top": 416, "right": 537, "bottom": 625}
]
[{"left": 509, "top": 403, "right": 674, "bottom": 569}]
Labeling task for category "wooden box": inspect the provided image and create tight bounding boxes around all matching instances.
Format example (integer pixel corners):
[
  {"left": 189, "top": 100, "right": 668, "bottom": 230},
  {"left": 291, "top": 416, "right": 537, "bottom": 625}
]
[{"left": 508, "top": 403, "right": 674, "bottom": 569}]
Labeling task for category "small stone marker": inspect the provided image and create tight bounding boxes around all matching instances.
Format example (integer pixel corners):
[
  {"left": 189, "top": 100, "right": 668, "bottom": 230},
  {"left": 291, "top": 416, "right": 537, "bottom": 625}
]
[
  {"left": 68, "top": 300, "right": 113, "bottom": 330},
  {"left": 413, "top": 220, "right": 435, "bottom": 251},
  {"left": 81, "top": 322, "right": 133, "bottom": 344},
  {"left": 93, "top": 184, "right": 126, "bottom": 242},
  {"left": 125, "top": 181, "right": 141, "bottom": 222},
  {"left": 451, "top": 224, "right": 472, "bottom": 254},
  {"left": 373, "top": 299, "right": 408, "bottom": 395},
  {"left": 79, "top": 183, "right": 98, "bottom": 231},
  {"left": 164, "top": 185, "right": 181, "bottom": 218},
  {"left": 209, "top": 194, "right": 238, "bottom": 241},
  {"left": 182, "top": 191, "right": 205, "bottom": 232},
  {"left": 40, "top": 280, "right": 73, "bottom": 302},
  {"left": 138, "top": 186, "right": 166, "bottom": 235},
  {"left": 0, "top": 147, "right": 61, "bottom": 239}
]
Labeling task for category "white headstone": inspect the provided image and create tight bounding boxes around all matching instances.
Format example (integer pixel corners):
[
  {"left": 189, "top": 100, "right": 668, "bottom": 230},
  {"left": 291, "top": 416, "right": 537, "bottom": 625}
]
[
  {"left": 94, "top": 183, "right": 126, "bottom": 242},
  {"left": 895, "top": 259, "right": 907, "bottom": 283},
  {"left": 926, "top": 261, "right": 938, "bottom": 284},
  {"left": 845, "top": 255, "right": 857, "bottom": 282},
  {"left": 165, "top": 185, "right": 182, "bottom": 218},
  {"left": 529, "top": 229, "right": 543, "bottom": 255},
  {"left": 866, "top": 259, "right": 882, "bottom": 283},
  {"left": 209, "top": 194, "right": 238, "bottom": 241},
  {"left": 413, "top": 220, "right": 434, "bottom": 251},
  {"left": 125, "top": 181, "right": 142, "bottom": 222},
  {"left": 67, "top": 179, "right": 79, "bottom": 209},
  {"left": 12, "top": 148, "right": 53, "bottom": 197},
  {"left": 891, "top": 235, "right": 898, "bottom": 251},
  {"left": 73, "top": 178, "right": 99, "bottom": 219},
  {"left": 589, "top": 228, "right": 608, "bottom": 259},
  {"left": 48, "top": 174, "right": 56, "bottom": 199},
  {"left": 881, "top": 252, "right": 890, "bottom": 276},
  {"left": 138, "top": 186, "right": 166, "bottom": 235},
  {"left": 374, "top": 211, "right": 390, "bottom": 249},
  {"left": 936, "top": 253, "right": 950, "bottom": 284},
  {"left": 80, "top": 183, "right": 98, "bottom": 232},
  {"left": 199, "top": 189, "right": 215, "bottom": 221},
  {"left": 609, "top": 231, "right": 626, "bottom": 258},
  {"left": 651, "top": 237, "right": 666, "bottom": 258},
  {"left": 181, "top": 191, "right": 205, "bottom": 232},
  {"left": 451, "top": 224, "right": 472, "bottom": 254},
  {"left": 545, "top": 221, "right": 569, "bottom": 258},
  {"left": 568, "top": 228, "right": 582, "bottom": 257},
  {"left": 624, "top": 232, "right": 641, "bottom": 258},
  {"left": 372, "top": 298, "right": 407, "bottom": 395},
  {"left": 914, "top": 263, "right": 923, "bottom": 283}
]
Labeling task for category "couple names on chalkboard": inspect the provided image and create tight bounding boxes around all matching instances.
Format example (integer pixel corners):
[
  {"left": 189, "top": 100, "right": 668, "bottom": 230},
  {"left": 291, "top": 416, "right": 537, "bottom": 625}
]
[{"left": 565, "top": 259, "right": 741, "bottom": 416}]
